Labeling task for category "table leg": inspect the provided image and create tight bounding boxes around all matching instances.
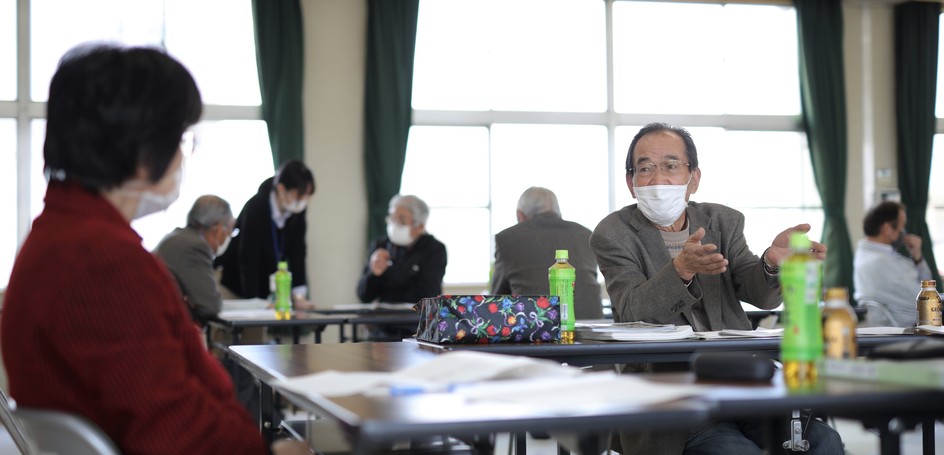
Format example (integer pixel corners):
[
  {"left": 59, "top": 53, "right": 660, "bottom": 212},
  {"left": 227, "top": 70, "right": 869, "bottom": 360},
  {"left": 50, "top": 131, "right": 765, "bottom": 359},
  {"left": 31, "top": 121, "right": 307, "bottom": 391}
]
[
  {"left": 878, "top": 418, "right": 903, "bottom": 455},
  {"left": 292, "top": 327, "right": 300, "bottom": 344},
  {"left": 231, "top": 327, "right": 242, "bottom": 345},
  {"left": 515, "top": 432, "right": 527, "bottom": 455},
  {"left": 259, "top": 380, "right": 276, "bottom": 446},
  {"left": 923, "top": 419, "right": 935, "bottom": 455}
]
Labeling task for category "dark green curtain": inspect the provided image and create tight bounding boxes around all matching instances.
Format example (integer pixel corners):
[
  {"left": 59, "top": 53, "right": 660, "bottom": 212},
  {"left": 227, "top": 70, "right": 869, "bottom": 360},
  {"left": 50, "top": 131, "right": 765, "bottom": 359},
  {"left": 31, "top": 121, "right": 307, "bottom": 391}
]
[
  {"left": 895, "top": 1, "right": 941, "bottom": 285},
  {"left": 363, "top": 0, "right": 420, "bottom": 242},
  {"left": 252, "top": 0, "right": 305, "bottom": 166},
  {"left": 795, "top": 0, "right": 854, "bottom": 293}
]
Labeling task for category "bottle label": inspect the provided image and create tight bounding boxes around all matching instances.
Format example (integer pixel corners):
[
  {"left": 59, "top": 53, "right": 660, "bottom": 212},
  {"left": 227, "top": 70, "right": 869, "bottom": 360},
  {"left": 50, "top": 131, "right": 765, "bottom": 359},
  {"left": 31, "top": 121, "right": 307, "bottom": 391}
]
[{"left": 780, "top": 259, "right": 824, "bottom": 361}]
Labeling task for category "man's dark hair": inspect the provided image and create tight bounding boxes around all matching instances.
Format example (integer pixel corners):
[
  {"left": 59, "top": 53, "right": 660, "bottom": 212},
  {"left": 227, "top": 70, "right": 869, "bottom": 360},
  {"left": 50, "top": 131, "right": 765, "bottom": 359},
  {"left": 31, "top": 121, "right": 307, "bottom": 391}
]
[
  {"left": 625, "top": 122, "right": 699, "bottom": 175},
  {"left": 863, "top": 201, "right": 905, "bottom": 236},
  {"left": 274, "top": 159, "right": 316, "bottom": 196},
  {"left": 43, "top": 43, "right": 202, "bottom": 190}
]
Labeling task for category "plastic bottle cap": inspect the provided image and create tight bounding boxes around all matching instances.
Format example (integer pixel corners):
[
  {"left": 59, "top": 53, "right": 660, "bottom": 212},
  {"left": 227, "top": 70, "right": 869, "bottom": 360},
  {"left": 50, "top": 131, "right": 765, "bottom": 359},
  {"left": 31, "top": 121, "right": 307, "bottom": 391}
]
[
  {"left": 278, "top": 261, "right": 288, "bottom": 270},
  {"left": 555, "top": 250, "right": 569, "bottom": 260},
  {"left": 788, "top": 232, "right": 811, "bottom": 250},
  {"left": 823, "top": 287, "right": 848, "bottom": 301}
]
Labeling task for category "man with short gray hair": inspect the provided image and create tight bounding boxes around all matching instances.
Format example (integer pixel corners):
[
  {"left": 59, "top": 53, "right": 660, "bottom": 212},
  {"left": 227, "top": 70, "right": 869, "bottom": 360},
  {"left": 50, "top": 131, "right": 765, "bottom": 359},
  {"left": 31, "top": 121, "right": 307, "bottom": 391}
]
[
  {"left": 491, "top": 187, "right": 604, "bottom": 319},
  {"left": 357, "top": 194, "right": 447, "bottom": 305},
  {"left": 156, "top": 195, "right": 236, "bottom": 325}
]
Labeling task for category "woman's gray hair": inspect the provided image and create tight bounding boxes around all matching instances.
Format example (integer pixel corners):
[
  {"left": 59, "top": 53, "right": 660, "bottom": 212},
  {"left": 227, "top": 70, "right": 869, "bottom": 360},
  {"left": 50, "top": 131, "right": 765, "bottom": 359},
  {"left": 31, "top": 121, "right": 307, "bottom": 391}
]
[
  {"left": 517, "top": 187, "right": 561, "bottom": 219},
  {"left": 187, "top": 195, "right": 234, "bottom": 231},
  {"left": 389, "top": 194, "right": 429, "bottom": 227}
]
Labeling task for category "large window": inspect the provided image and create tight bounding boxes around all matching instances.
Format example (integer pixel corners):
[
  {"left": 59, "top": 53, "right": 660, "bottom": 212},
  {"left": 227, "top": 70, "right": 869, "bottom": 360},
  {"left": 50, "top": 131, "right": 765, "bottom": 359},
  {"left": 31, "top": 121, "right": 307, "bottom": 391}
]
[
  {"left": 1, "top": 0, "right": 273, "bottom": 287},
  {"left": 406, "top": 0, "right": 820, "bottom": 285},
  {"left": 930, "top": 14, "right": 944, "bottom": 274}
]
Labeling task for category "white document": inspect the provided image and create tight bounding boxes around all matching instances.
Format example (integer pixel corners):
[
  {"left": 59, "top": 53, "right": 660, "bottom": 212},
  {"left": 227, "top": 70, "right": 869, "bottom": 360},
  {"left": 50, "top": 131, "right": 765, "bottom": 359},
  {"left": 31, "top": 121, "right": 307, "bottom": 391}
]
[
  {"left": 916, "top": 325, "right": 944, "bottom": 335},
  {"left": 694, "top": 328, "right": 784, "bottom": 339},
  {"left": 277, "top": 350, "right": 581, "bottom": 397},
  {"left": 575, "top": 322, "right": 695, "bottom": 341},
  {"left": 218, "top": 309, "right": 276, "bottom": 320},
  {"left": 453, "top": 372, "right": 709, "bottom": 414},
  {"left": 222, "top": 298, "right": 270, "bottom": 311},
  {"left": 856, "top": 326, "right": 908, "bottom": 336}
]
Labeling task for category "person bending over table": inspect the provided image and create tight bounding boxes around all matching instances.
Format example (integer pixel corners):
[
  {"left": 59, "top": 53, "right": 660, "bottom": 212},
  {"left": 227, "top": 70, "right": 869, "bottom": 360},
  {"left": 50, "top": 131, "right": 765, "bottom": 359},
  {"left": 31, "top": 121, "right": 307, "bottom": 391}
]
[
  {"left": 218, "top": 159, "right": 315, "bottom": 310},
  {"left": 590, "top": 123, "right": 842, "bottom": 455},
  {"left": 0, "top": 43, "right": 307, "bottom": 454}
]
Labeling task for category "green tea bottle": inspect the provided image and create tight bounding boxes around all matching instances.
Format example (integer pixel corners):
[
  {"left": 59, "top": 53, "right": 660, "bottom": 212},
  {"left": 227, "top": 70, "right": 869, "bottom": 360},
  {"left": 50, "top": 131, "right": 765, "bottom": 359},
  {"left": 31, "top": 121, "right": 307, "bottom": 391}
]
[
  {"left": 779, "top": 233, "right": 823, "bottom": 387},
  {"left": 274, "top": 261, "right": 293, "bottom": 320},
  {"left": 549, "top": 249, "right": 576, "bottom": 343}
]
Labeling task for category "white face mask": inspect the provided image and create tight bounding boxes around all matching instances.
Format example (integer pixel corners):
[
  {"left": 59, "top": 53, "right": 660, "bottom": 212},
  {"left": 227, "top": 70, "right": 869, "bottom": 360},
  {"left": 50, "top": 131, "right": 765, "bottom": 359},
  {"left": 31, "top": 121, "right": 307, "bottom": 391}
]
[
  {"left": 285, "top": 198, "right": 308, "bottom": 214},
  {"left": 634, "top": 182, "right": 689, "bottom": 227},
  {"left": 387, "top": 222, "right": 415, "bottom": 246},
  {"left": 131, "top": 168, "right": 182, "bottom": 220},
  {"left": 215, "top": 233, "right": 232, "bottom": 257}
]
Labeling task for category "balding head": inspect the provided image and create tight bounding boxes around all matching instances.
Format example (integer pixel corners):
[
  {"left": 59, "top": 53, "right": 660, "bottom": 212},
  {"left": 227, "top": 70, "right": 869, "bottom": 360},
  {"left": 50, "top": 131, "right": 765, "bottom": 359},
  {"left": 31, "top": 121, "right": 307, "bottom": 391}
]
[{"left": 516, "top": 187, "right": 561, "bottom": 223}]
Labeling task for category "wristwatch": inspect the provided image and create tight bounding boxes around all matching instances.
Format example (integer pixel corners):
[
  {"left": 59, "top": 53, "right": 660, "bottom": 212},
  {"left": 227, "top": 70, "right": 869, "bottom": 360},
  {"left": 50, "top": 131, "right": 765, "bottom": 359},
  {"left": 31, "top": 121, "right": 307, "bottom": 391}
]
[{"left": 762, "top": 248, "right": 780, "bottom": 275}]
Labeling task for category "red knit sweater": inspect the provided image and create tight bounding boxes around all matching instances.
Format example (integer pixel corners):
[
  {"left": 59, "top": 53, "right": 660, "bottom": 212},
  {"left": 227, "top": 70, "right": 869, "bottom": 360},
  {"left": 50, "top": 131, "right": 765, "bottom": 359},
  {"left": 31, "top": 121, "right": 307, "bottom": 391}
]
[{"left": 1, "top": 182, "right": 266, "bottom": 454}]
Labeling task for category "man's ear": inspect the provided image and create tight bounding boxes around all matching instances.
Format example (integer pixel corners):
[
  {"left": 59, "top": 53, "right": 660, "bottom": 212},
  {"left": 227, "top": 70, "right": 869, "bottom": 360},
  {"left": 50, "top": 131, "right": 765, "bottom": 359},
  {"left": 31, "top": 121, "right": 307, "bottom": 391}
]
[
  {"left": 516, "top": 210, "right": 527, "bottom": 223},
  {"left": 626, "top": 173, "right": 637, "bottom": 199}
]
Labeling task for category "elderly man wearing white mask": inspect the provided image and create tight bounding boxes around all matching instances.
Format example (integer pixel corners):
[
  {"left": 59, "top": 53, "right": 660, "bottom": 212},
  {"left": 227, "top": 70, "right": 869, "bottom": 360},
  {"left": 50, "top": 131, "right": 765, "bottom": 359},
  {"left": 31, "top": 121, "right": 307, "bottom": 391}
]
[
  {"left": 590, "top": 123, "right": 841, "bottom": 455},
  {"left": 357, "top": 194, "right": 447, "bottom": 305},
  {"left": 156, "top": 195, "right": 235, "bottom": 326}
]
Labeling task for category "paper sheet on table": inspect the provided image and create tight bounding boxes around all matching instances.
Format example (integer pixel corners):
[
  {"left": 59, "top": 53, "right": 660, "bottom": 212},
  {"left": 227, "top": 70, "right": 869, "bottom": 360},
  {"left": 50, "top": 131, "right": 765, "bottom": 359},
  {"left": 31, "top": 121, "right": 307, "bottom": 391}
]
[
  {"left": 857, "top": 326, "right": 908, "bottom": 336},
  {"left": 218, "top": 309, "right": 276, "bottom": 320},
  {"left": 453, "top": 373, "right": 708, "bottom": 414},
  {"left": 330, "top": 302, "right": 416, "bottom": 311},
  {"left": 575, "top": 322, "right": 695, "bottom": 341},
  {"left": 277, "top": 350, "right": 582, "bottom": 397},
  {"left": 222, "top": 298, "right": 270, "bottom": 311},
  {"left": 694, "top": 327, "right": 783, "bottom": 339},
  {"left": 916, "top": 325, "right": 944, "bottom": 335}
]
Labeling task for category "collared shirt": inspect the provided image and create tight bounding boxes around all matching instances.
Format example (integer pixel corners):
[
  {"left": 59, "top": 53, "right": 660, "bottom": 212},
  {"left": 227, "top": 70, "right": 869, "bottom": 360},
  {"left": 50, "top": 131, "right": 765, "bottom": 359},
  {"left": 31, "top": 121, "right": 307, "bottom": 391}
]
[
  {"left": 853, "top": 238, "right": 932, "bottom": 327},
  {"left": 268, "top": 190, "right": 292, "bottom": 229}
]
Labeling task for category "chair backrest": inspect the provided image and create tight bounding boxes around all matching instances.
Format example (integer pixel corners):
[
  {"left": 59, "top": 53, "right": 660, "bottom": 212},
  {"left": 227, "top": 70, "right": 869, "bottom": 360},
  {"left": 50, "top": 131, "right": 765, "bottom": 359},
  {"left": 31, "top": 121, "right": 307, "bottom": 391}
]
[
  {"left": 14, "top": 408, "right": 121, "bottom": 455},
  {"left": 858, "top": 299, "right": 901, "bottom": 327},
  {"left": 0, "top": 387, "right": 38, "bottom": 455}
]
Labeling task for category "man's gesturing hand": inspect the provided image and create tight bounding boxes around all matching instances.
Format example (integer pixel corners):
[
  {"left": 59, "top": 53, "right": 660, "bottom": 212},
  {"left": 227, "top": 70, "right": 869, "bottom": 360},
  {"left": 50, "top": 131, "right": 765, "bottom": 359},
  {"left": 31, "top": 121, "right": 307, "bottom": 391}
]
[{"left": 672, "top": 227, "right": 728, "bottom": 282}]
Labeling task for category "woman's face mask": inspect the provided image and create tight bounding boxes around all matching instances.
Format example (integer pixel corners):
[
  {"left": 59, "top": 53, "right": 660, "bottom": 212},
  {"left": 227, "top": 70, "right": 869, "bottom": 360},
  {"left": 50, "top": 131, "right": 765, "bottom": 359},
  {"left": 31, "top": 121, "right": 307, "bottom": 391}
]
[{"left": 124, "top": 167, "right": 182, "bottom": 220}]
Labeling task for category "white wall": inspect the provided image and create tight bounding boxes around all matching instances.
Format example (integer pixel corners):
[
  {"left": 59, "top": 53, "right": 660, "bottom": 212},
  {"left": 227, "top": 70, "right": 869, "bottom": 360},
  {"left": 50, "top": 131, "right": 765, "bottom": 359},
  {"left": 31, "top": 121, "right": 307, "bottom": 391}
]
[
  {"left": 297, "top": 0, "right": 905, "bottom": 304},
  {"left": 302, "top": 0, "right": 368, "bottom": 306}
]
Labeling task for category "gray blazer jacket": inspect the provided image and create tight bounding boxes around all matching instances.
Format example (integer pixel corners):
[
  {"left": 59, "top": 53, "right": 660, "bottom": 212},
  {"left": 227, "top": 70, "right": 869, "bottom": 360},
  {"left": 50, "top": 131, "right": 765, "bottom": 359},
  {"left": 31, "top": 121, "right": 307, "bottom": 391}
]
[
  {"left": 155, "top": 227, "right": 222, "bottom": 325},
  {"left": 591, "top": 202, "right": 781, "bottom": 330},
  {"left": 590, "top": 202, "right": 782, "bottom": 455},
  {"left": 491, "top": 213, "right": 603, "bottom": 320}
]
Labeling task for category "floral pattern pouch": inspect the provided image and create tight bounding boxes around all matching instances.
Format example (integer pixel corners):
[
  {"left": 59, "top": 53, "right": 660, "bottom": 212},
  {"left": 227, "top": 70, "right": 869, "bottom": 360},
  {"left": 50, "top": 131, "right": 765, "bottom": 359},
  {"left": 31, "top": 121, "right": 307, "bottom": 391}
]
[{"left": 415, "top": 295, "right": 561, "bottom": 344}]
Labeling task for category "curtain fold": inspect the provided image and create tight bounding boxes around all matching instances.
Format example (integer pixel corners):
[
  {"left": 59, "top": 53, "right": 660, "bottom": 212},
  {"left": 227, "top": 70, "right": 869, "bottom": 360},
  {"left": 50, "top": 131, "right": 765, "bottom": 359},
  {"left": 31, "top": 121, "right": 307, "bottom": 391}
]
[
  {"left": 895, "top": 1, "right": 941, "bottom": 285},
  {"left": 252, "top": 0, "right": 305, "bottom": 166},
  {"left": 363, "top": 0, "right": 420, "bottom": 242},
  {"left": 795, "top": 0, "right": 854, "bottom": 293}
]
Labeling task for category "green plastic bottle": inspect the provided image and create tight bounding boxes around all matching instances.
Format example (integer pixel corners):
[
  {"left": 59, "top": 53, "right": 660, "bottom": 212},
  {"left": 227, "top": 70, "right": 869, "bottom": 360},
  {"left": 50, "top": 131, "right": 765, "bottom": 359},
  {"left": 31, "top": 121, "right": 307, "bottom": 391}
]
[
  {"left": 549, "top": 249, "right": 576, "bottom": 343},
  {"left": 779, "top": 233, "right": 823, "bottom": 387},
  {"left": 274, "top": 261, "right": 293, "bottom": 320}
]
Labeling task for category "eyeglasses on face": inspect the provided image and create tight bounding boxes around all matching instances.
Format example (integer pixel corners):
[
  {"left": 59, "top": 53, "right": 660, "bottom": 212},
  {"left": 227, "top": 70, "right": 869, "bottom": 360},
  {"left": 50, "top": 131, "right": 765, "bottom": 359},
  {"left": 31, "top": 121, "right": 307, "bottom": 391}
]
[{"left": 630, "top": 159, "right": 691, "bottom": 178}]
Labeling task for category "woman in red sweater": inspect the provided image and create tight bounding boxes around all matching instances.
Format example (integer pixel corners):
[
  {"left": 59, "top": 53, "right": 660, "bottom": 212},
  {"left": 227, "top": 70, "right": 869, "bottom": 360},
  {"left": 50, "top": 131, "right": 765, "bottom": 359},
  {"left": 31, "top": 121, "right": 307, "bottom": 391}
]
[{"left": 1, "top": 44, "right": 306, "bottom": 454}]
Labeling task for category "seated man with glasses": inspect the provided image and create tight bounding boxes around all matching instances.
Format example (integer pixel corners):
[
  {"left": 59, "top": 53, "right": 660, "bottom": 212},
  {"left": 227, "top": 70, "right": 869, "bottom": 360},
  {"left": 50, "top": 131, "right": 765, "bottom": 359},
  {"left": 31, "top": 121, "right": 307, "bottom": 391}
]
[
  {"left": 155, "top": 195, "right": 236, "bottom": 327},
  {"left": 590, "top": 123, "right": 842, "bottom": 454}
]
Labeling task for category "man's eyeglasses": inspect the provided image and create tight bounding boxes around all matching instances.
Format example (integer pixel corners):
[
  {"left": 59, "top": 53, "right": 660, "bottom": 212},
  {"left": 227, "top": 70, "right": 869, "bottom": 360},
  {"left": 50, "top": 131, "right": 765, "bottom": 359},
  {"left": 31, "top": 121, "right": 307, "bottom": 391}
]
[{"left": 630, "top": 160, "right": 691, "bottom": 178}]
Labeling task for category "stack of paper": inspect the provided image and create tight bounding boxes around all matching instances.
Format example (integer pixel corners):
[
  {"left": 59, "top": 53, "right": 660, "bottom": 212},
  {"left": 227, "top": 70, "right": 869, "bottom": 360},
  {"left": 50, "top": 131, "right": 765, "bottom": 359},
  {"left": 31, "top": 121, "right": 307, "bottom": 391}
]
[
  {"left": 916, "top": 325, "right": 944, "bottom": 336},
  {"left": 694, "top": 328, "right": 783, "bottom": 339},
  {"left": 857, "top": 326, "right": 908, "bottom": 336},
  {"left": 574, "top": 321, "right": 695, "bottom": 341}
]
